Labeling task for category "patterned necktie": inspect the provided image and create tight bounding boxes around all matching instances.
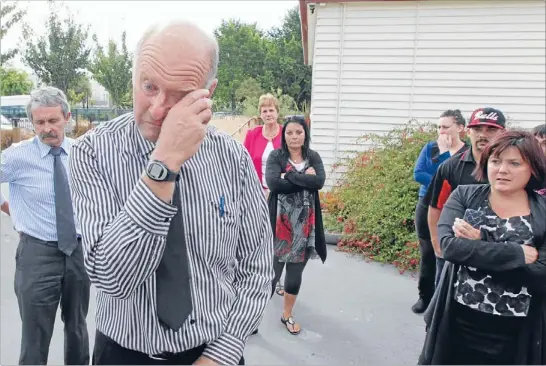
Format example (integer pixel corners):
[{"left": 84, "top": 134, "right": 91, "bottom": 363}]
[
  {"left": 50, "top": 146, "right": 78, "bottom": 256},
  {"left": 156, "top": 178, "right": 193, "bottom": 330}
]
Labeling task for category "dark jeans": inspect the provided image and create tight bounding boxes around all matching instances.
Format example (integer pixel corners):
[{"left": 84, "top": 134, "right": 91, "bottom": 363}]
[
  {"left": 415, "top": 199, "right": 436, "bottom": 301},
  {"left": 92, "top": 331, "right": 245, "bottom": 365},
  {"left": 15, "top": 233, "right": 90, "bottom": 365},
  {"left": 271, "top": 257, "right": 308, "bottom": 296}
]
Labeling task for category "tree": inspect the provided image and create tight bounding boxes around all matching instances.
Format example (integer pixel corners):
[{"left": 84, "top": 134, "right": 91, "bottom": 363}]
[
  {"left": 267, "top": 6, "right": 312, "bottom": 110},
  {"left": 235, "top": 77, "right": 264, "bottom": 116},
  {"left": 21, "top": 1, "right": 91, "bottom": 94},
  {"left": 67, "top": 74, "right": 92, "bottom": 107},
  {"left": 214, "top": 20, "right": 267, "bottom": 111},
  {"left": 213, "top": 8, "right": 312, "bottom": 113},
  {"left": 89, "top": 31, "right": 133, "bottom": 108},
  {"left": 0, "top": 66, "right": 33, "bottom": 95},
  {"left": 0, "top": 0, "right": 26, "bottom": 65}
]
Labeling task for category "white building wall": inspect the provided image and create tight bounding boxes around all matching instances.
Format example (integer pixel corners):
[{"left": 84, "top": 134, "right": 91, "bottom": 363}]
[
  {"left": 89, "top": 79, "right": 111, "bottom": 107},
  {"left": 309, "top": 0, "right": 546, "bottom": 189}
]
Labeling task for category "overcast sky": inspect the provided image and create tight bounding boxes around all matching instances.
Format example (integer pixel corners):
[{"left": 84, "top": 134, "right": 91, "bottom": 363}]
[{"left": 3, "top": 0, "right": 299, "bottom": 71}]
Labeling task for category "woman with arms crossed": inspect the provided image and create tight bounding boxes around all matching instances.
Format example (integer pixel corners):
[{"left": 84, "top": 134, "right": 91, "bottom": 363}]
[
  {"left": 419, "top": 130, "right": 546, "bottom": 365},
  {"left": 265, "top": 117, "right": 327, "bottom": 335}
]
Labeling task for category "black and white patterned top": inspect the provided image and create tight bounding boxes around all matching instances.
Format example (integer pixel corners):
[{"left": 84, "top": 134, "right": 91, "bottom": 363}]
[
  {"left": 454, "top": 200, "right": 534, "bottom": 317},
  {"left": 69, "top": 113, "right": 274, "bottom": 365}
]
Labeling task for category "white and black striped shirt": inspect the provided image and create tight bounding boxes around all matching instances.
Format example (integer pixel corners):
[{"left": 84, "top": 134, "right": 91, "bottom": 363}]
[{"left": 69, "top": 113, "right": 274, "bottom": 365}]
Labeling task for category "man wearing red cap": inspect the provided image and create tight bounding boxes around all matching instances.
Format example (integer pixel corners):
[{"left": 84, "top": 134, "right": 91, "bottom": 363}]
[{"left": 422, "top": 107, "right": 506, "bottom": 288}]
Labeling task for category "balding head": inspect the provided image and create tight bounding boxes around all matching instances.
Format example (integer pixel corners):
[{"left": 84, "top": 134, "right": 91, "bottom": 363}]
[
  {"left": 132, "top": 20, "right": 219, "bottom": 142},
  {"left": 133, "top": 20, "right": 219, "bottom": 88}
]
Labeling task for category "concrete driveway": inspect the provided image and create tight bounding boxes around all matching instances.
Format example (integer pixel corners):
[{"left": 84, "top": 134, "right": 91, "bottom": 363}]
[{"left": 0, "top": 183, "right": 425, "bottom": 365}]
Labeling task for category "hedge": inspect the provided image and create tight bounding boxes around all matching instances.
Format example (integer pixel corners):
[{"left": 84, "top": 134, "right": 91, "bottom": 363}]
[
  {"left": 321, "top": 121, "right": 437, "bottom": 273},
  {"left": 1, "top": 120, "right": 94, "bottom": 150}
]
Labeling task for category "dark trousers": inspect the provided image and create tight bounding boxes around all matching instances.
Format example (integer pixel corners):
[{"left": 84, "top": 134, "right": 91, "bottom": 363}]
[
  {"left": 415, "top": 199, "right": 436, "bottom": 301},
  {"left": 449, "top": 303, "right": 519, "bottom": 365},
  {"left": 271, "top": 257, "right": 308, "bottom": 296},
  {"left": 14, "top": 233, "right": 90, "bottom": 365},
  {"left": 93, "top": 331, "right": 245, "bottom": 365}
]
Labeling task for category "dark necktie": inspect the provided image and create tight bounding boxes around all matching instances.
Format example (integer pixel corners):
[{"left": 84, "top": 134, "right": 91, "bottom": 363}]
[
  {"left": 50, "top": 147, "right": 78, "bottom": 256},
  {"left": 156, "top": 178, "right": 193, "bottom": 330}
]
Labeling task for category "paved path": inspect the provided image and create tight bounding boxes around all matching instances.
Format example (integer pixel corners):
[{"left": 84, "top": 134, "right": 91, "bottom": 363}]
[{"left": 0, "top": 183, "right": 425, "bottom": 365}]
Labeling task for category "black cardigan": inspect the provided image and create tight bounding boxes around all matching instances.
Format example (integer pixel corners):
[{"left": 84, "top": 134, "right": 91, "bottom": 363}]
[
  {"left": 419, "top": 184, "right": 546, "bottom": 365},
  {"left": 264, "top": 148, "right": 327, "bottom": 263}
]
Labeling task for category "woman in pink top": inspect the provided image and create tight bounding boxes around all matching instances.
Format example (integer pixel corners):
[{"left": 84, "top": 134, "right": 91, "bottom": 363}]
[
  {"left": 243, "top": 94, "right": 284, "bottom": 302},
  {"left": 243, "top": 93, "right": 283, "bottom": 195}
]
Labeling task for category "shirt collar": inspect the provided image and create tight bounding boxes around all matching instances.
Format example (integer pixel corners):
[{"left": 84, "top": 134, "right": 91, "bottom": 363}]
[
  {"left": 461, "top": 147, "right": 476, "bottom": 163},
  {"left": 36, "top": 135, "right": 72, "bottom": 158}
]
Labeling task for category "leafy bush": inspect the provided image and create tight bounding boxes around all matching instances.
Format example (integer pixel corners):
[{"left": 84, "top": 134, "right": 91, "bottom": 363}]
[
  {"left": 322, "top": 121, "right": 437, "bottom": 273},
  {"left": 71, "top": 119, "right": 94, "bottom": 138},
  {"left": 1, "top": 129, "right": 35, "bottom": 150},
  {"left": 1, "top": 119, "right": 94, "bottom": 151}
]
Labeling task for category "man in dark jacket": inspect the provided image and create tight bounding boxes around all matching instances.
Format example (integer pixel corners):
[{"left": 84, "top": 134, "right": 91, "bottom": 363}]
[{"left": 424, "top": 107, "right": 505, "bottom": 285}]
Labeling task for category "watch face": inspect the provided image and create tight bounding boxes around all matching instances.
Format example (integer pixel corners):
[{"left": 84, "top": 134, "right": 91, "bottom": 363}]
[{"left": 148, "top": 162, "right": 168, "bottom": 180}]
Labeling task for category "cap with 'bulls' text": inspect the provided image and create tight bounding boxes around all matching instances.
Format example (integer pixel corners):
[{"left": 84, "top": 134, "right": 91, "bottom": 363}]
[{"left": 468, "top": 107, "right": 506, "bottom": 129}]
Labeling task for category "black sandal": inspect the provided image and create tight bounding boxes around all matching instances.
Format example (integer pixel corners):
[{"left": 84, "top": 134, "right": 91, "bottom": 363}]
[
  {"left": 281, "top": 315, "right": 300, "bottom": 335},
  {"left": 275, "top": 283, "right": 285, "bottom": 296}
]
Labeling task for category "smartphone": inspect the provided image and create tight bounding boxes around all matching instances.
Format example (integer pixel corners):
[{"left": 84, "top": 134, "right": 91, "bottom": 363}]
[{"left": 462, "top": 208, "right": 485, "bottom": 228}]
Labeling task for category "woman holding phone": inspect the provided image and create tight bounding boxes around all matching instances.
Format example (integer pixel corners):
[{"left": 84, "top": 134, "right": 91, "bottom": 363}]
[{"left": 419, "top": 130, "right": 546, "bottom": 365}]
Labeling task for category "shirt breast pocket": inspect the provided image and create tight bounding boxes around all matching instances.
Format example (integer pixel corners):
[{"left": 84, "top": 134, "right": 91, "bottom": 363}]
[
  {"left": 201, "top": 199, "right": 239, "bottom": 264},
  {"left": 208, "top": 199, "right": 238, "bottom": 227}
]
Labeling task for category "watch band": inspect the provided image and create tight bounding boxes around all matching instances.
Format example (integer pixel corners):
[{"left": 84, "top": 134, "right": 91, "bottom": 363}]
[{"left": 145, "top": 160, "right": 178, "bottom": 182}]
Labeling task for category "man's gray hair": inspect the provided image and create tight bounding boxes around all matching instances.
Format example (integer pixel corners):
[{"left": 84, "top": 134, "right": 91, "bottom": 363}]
[
  {"left": 26, "top": 86, "right": 71, "bottom": 122},
  {"left": 132, "top": 20, "right": 219, "bottom": 89}
]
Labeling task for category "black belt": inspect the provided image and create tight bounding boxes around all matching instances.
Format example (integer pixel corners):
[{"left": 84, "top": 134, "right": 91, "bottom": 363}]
[
  {"left": 45, "top": 235, "right": 82, "bottom": 245},
  {"left": 20, "top": 232, "right": 81, "bottom": 245},
  {"left": 148, "top": 344, "right": 206, "bottom": 361}
]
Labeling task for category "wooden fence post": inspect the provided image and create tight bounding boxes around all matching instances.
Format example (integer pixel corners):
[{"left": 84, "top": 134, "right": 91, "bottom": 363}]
[{"left": 12, "top": 127, "right": 21, "bottom": 143}]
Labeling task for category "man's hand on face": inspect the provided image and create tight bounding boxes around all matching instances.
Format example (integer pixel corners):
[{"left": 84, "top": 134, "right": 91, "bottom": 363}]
[{"left": 151, "top": 89, "right": 213, "bottom": 171}]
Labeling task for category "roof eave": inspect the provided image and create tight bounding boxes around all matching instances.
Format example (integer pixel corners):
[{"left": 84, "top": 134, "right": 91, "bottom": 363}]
[
  {"left": 299, "top": 0, "right": 310, "bottom": 65},
  {"left": 299, "top": 0, "right": 416, "bottom": 65}
]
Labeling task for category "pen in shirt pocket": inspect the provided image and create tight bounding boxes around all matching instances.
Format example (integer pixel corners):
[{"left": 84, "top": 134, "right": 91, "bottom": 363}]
[{"left": 219, "top": 195, "right": 225, "bottom": 217}]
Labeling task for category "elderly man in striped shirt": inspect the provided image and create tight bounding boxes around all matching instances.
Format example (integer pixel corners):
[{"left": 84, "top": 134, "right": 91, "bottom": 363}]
[
  {"left": 1, "top": 87, "right": 90, "bottom": 365},
  {"left": 69, "top": 20, "right": 274, "bottom": 365}
]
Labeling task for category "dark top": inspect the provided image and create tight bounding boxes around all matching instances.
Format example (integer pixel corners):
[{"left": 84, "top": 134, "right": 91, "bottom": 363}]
[
  {"left": 423, "top": 148, "right": 482, "bottom": 209},
  {"left": 418, "top": 184, "right": 546, "bottom": 365},
  {"left": 454, "top": 198, "right": 534, "bottom": 317},
  {"left": 265, "top": 149, "right": 327, "bottom": 263},
  {"left": 414, "top": 141, "right": 469, "bottom": 198}
]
